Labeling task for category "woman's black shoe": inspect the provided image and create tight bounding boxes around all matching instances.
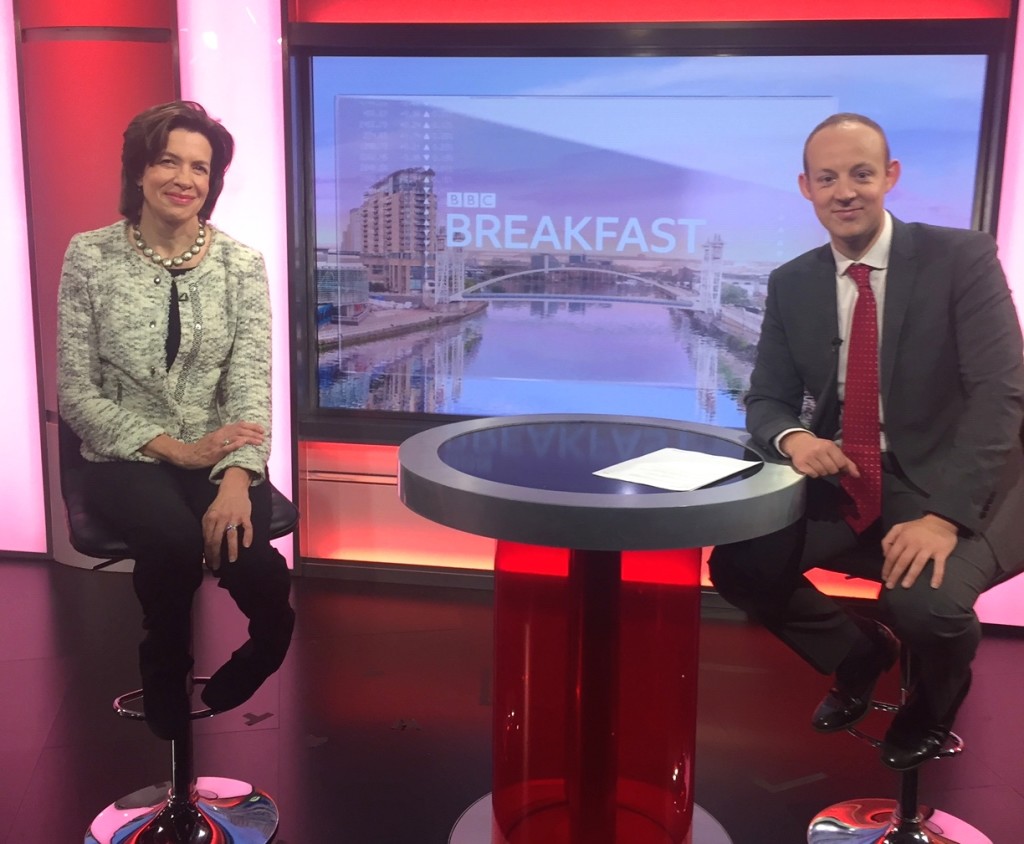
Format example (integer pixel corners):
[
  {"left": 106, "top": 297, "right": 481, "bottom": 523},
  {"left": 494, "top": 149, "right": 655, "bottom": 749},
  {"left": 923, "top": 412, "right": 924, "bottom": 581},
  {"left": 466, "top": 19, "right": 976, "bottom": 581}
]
[{"left": 201, "top": 609, "right": 294, "bottom": 712}]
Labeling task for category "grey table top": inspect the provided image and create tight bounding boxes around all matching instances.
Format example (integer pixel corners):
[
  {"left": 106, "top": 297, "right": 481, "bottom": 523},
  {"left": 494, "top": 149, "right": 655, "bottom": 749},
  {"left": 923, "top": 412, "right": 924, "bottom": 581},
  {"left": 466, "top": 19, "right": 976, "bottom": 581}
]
[{"left": 398, "top": 414, "right": 805, "bottom": 551}]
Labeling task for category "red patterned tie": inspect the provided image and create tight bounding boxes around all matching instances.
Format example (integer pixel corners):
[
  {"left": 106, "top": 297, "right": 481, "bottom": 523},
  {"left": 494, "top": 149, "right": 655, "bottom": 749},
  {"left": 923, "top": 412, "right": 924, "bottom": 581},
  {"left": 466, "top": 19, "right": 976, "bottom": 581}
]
[{"left": 840, "top": 263, "right": 882, "bottom": 533}]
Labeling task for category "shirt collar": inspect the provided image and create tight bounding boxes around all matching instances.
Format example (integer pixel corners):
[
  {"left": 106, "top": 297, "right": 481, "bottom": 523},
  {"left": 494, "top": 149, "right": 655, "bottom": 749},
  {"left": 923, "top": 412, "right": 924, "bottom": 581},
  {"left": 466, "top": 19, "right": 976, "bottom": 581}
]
[{"left": 831, "top": 211, "right": 893, "bottom": 275}]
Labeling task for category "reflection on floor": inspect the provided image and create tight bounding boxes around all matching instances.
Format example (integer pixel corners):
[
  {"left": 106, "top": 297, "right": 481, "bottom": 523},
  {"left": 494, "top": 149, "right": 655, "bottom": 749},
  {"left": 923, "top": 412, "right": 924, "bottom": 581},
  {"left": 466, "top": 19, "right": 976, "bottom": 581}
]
[{"left": 0, "top": 557, "right": 1021, "bottom": 843}]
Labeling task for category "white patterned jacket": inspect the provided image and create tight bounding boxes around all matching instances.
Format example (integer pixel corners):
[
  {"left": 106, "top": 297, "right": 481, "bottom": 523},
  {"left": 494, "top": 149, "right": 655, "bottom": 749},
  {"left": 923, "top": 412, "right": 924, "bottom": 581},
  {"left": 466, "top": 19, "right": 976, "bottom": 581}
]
[{"left": 57, "top": 221, "right": 272, "bottom": 483}]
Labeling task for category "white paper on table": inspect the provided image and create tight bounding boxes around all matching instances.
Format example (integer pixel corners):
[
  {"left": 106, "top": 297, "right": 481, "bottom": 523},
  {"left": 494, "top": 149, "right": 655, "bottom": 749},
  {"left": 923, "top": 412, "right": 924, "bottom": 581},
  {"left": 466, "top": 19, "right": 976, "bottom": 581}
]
[{"left": 593, "top": 447, "right": 762, "bottom": 491}]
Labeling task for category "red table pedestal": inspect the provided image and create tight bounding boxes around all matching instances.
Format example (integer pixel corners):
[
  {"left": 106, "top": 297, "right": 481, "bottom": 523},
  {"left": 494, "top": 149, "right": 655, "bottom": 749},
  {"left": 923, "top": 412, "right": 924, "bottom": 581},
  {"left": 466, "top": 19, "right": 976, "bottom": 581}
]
[
  {"left": 491, "top": 541, "right": 702, "bottom": 844},
  {"left": 399, "top": 415, "right": 804, "bottom": 844}
]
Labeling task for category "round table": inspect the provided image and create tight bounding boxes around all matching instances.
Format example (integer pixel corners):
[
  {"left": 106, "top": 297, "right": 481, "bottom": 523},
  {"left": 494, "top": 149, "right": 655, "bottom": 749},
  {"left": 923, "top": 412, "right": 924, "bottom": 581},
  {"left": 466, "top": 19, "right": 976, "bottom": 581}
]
[{"left": 399, "top": 414, "right": 804, "bottom": 844}]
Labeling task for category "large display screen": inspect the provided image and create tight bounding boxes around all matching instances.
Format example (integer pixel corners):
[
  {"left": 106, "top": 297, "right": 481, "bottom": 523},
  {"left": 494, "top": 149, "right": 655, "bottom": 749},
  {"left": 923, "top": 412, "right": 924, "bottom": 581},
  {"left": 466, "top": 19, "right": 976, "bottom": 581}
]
[{"left": 307, "top": 53, "right": 988, "bottom": 435}]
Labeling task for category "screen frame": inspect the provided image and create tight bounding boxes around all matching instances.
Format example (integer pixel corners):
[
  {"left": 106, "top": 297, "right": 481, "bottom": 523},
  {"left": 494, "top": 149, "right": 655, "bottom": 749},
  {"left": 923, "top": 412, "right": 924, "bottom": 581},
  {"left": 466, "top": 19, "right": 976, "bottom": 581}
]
[{"left": 286, "top": 20, "right": 1014, "bottom": 445}]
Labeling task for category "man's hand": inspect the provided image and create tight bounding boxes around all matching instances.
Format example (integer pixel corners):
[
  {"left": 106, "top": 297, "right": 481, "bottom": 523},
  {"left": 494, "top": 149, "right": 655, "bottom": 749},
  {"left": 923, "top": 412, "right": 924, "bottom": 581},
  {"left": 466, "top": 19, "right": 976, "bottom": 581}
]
[
  {"left": 881, "top": 515, "right": 958, "bottom": 590},
  {"left": 780, "top": 430, "right": 860, "bottom": 479},
  {"left": 202, "top": 468, "right": 254, "bottom": 570}
]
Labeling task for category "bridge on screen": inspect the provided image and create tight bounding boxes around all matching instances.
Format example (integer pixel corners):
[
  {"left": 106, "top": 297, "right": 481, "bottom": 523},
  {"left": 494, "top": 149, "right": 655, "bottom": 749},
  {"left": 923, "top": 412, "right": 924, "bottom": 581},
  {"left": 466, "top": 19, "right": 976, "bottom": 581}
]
[{"left": 446, "top": 266, "right": 703, "bottom": 310}]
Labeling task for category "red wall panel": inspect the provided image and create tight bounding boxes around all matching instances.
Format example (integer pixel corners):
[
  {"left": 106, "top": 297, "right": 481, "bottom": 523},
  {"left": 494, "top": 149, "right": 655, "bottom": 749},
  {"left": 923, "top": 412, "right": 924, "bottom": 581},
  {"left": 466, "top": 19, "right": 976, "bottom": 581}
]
[
  {"left": 289, "top": 0, "right": 1011, "bottom": 24},
  {"left": 18, "top": 0, "right": 173, "bottom": 29},
  {"left": 21, "top": 40, "right": 175, "bottom": 409}
]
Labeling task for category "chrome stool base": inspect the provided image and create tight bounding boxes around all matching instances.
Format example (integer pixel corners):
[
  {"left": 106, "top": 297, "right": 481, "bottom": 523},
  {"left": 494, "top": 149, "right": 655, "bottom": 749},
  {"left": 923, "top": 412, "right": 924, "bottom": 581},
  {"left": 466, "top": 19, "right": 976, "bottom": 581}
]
[
  {"left": 86, "top": 681, "right": 278, "bottom": 843},
  {"left": 85, "top": 776, "right": 279, "bottom": 844},
  {"left": 808, "top": 797, "right": 993, "bottom": 843},
  {"left": 808, "top": 642, "right": 993, "bottom": 844}
]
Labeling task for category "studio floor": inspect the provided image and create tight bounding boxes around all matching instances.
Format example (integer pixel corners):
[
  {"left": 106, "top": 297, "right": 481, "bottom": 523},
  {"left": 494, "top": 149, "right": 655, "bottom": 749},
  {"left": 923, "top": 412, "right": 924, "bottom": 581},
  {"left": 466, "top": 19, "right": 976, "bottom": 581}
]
[{"left": 0, "top": 556, "right": 1021, "bottom": 844}]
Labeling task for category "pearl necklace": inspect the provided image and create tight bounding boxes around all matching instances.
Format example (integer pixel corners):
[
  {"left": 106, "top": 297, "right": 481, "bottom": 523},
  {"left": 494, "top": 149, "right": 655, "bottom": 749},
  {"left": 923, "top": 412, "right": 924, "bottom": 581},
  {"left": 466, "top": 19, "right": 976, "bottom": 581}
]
[{"left": 132, "top": 221, "right": 207, "bottom": 268}]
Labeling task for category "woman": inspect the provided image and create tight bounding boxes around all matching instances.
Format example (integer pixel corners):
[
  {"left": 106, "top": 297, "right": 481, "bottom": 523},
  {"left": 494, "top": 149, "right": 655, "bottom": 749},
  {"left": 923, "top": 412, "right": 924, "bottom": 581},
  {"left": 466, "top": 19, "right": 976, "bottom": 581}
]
[{"left": 57, "top": 101, "right": 294, "bottom": 741}]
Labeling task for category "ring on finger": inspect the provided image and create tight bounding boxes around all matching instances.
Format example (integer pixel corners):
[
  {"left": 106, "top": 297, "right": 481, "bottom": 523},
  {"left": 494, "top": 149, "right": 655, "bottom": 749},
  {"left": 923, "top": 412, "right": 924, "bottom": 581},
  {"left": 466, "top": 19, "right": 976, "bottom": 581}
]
[
  {"left": 226, "top": 524, "right": 237, "bottom": 532},
  {"left": 222, "top": 438, "right": 231, "bottom": 446}
]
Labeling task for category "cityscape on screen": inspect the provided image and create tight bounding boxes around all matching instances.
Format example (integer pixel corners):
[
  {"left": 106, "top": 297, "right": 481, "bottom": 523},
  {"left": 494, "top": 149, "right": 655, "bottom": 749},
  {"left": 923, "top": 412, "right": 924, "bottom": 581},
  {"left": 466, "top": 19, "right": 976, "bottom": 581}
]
[{"left": 310, "top": 54, "right": 986, "bottom": 428}]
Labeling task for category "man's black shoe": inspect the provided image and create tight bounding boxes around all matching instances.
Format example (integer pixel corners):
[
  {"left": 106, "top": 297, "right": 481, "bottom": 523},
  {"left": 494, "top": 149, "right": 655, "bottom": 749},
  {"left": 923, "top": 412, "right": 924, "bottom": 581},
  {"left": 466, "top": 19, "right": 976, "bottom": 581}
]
[
  {"left": 880, "top": 724, "right": 951, "bottom": 771},
  {"left": 811, "top": 621, "right": 898, "bottom": 733},
  {"left": 880, "top": 671, "right": 971, "bottom": 771}
]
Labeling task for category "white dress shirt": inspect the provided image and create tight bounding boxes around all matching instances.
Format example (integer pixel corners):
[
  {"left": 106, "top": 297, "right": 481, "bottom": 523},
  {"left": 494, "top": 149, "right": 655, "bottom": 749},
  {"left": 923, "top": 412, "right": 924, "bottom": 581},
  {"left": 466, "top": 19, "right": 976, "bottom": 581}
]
[{"left": 774, "top": 211, "right": 892, "bottom": 455}]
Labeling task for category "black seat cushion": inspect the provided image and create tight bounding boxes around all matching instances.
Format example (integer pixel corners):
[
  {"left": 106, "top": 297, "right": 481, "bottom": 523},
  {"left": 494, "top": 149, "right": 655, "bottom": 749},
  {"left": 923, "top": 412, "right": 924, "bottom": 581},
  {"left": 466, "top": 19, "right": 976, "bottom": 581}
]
[{"left": 58, "top": 416, "right": 298, "bottom": 560}]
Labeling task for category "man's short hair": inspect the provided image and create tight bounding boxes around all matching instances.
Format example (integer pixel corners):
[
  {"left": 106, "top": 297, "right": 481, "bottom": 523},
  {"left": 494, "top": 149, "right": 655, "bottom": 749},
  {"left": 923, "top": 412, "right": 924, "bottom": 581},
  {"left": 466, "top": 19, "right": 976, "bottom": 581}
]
[{"left": 802, "top": 113, "right": 891, "bottom": 173}]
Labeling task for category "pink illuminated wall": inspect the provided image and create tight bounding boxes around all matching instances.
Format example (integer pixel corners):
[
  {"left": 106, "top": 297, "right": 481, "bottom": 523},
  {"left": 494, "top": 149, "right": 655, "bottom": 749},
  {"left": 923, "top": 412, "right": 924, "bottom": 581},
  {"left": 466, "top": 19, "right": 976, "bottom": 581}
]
[
  {"left": 986, "top": 5, "right": 1024, "bottom": 626},
  {"left": 997, "top": 9, "right": 1024, "bottom": 296},
  {"left": 0, "top": 0, "right": 46, "bottom": 554},
  {"left": 16, "top": 0, "right": 176, "bottom": 567},
  {"left": 177, "top": 0, "right": 293, "bottom": 564}
]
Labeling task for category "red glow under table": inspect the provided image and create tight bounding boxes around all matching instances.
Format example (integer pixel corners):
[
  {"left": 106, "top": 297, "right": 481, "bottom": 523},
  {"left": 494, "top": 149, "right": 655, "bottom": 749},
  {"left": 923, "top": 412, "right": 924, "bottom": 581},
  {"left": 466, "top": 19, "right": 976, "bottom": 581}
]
[{"left": 398, "top": 415, "right": 804, "bottom": 844}]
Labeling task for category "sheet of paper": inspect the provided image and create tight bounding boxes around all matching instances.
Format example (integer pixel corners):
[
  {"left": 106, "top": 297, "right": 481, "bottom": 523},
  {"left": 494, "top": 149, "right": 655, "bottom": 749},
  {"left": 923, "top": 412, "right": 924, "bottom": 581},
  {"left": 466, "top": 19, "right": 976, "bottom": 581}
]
[{"left": 593, "top": 447, "right": 761, "bottom": 491}]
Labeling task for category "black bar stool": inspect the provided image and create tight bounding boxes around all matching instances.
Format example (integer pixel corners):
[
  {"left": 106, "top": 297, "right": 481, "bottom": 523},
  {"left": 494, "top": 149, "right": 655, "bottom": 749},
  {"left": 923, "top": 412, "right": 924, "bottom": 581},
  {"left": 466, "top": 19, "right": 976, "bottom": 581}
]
[
  {"left": 807, "top": 645, "right": 991, "bottom": 844},
  {"left": 58, "top": 418, "right": 298, "bottom": 844}
]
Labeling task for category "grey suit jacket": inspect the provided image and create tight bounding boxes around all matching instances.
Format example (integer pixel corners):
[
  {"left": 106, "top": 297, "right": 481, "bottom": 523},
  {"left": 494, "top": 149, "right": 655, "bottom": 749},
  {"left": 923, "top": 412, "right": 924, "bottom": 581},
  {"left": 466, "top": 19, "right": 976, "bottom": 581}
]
[{"left": 745, "top": 217, "right": 1024, "bottom": 569}]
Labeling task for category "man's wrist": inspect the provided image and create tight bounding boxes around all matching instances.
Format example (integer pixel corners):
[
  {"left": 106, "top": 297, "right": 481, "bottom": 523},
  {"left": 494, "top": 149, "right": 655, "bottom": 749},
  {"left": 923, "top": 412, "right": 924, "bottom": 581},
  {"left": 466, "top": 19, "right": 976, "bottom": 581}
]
[
  {"left": 921, "top": 512, "right": 959, "bottom": 535},
  {"left": 778, "top": 428, "right": 813, "bottom": 458}
]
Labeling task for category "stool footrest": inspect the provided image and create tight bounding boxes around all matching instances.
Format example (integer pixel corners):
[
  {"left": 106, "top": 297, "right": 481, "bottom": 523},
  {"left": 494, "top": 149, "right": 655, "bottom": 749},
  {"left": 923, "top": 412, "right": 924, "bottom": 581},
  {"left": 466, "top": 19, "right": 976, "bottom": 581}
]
[
  {"left": 845, "top": 723, "right": 965, "bottom": 760},
  {"left": 113, "top": 677, "right": 219, "bottom": 722}
]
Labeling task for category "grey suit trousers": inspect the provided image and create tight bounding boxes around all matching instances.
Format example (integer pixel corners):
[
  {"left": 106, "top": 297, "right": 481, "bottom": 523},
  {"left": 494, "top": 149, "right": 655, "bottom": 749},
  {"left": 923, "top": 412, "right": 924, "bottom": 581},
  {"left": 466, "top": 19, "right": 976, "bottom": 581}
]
[{"left": 709, "top": 460, "right": 1000, "bottom": 721}]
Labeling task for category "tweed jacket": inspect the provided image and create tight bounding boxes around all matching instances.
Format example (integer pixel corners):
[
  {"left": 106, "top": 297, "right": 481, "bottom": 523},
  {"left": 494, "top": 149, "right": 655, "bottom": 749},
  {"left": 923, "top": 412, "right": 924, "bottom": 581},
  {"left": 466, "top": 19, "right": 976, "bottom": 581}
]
[{"left": 57, "top": 221, "right": 272, "bottom": 483}]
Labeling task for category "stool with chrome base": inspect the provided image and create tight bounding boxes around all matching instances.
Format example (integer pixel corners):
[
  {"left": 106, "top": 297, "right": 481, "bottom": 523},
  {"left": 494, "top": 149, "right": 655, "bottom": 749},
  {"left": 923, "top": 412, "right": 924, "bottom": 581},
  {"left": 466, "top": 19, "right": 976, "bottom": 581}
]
[
  {"left": 58, "top": 417, "right": 298, "bottom": 844},
  {"left": 807, "top": 647, "right": 991, "bottom": 844},
  {"left": 85, "top": 680, "right": 281, "bottom": 844}
]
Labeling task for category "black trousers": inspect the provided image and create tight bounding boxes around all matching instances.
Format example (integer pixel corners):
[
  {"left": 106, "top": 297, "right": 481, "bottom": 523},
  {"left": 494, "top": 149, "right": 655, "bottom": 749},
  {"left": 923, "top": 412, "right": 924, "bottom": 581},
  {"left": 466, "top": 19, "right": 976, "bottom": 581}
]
[
  {"left": 81, "top": 460, "right": 293, "bottom": 678},
  {"left": 708, "top": 462, "right": 999, "bottom": 720}
]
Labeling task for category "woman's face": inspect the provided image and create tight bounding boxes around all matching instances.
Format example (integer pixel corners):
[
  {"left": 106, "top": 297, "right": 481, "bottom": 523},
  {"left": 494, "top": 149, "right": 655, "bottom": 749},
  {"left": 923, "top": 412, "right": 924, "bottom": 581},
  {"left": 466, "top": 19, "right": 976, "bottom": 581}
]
[{"left": 138, "top": 128, "right": 213, "bottom": 228}]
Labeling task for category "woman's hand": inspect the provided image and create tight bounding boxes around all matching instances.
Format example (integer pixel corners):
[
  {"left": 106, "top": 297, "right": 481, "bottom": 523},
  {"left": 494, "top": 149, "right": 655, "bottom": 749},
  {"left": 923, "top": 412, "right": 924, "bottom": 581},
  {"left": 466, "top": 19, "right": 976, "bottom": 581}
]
[
  {"left": 181, "top": 422, "right": 265, "bottom": 468},
  {"left": 202, "top": 468, "right": 254, "bottom": 570},
  {"left": 143, "top": 421, "right": 265, "bottom": 469}
]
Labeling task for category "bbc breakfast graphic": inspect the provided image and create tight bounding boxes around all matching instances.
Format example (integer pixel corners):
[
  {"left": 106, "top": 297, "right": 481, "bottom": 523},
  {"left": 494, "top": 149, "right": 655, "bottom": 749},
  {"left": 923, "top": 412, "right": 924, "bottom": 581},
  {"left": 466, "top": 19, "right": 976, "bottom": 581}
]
[{"left": 309, "top": 55, "right": 985, "bottom": 426}]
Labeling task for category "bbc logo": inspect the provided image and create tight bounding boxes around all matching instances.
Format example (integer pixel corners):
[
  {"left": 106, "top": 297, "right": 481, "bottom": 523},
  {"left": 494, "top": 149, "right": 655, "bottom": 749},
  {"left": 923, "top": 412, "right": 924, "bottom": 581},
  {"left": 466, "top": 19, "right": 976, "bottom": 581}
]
[{"left": 447, "top": 192, "right": 496, "bottom": 208}]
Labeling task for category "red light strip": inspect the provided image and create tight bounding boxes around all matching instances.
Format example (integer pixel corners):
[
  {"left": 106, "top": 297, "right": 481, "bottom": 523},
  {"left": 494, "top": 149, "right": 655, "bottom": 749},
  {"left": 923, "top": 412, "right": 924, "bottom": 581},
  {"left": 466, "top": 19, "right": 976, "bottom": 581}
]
[{"left": 291, "top": 0, "right": 1010, "bottom": 24}]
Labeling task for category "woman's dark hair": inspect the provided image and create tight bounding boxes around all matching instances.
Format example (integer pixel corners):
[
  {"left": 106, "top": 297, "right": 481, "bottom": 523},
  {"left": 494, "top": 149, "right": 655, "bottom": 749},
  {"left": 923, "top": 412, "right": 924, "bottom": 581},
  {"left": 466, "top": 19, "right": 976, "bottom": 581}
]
[{"left": 119, "top": 101, "right": 234, "bottom": 223}]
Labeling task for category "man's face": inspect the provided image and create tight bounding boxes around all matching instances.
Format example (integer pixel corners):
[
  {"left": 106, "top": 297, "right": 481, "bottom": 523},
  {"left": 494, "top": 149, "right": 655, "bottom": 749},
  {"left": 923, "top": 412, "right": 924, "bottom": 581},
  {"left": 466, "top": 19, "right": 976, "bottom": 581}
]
[{"left": 798, "top": 121, "right": 900, "bottom": 260}]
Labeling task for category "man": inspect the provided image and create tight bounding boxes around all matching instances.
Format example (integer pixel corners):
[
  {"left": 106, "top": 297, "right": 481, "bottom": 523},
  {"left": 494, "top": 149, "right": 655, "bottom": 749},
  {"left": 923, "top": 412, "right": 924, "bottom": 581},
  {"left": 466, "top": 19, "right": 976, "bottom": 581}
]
[{"left": 709, "top": 113, "right": 1024, "bottom": 770}]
